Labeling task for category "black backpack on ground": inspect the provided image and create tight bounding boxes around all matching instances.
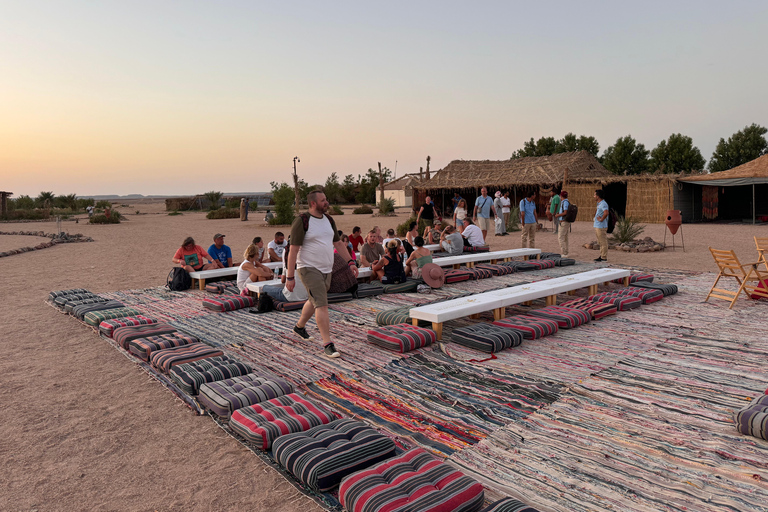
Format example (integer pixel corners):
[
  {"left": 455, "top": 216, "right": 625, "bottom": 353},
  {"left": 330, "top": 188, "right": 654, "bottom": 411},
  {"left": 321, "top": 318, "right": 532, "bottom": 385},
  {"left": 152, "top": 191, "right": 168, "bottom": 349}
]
[
  {"left": 563, "top": 202, "right": 578, "bottom": 223},
  {"left": 607, "top": 208, "right": 618, "bottom": 234},
  {"left": 167, "top": 268, "right": 192, "bottom": 291}
]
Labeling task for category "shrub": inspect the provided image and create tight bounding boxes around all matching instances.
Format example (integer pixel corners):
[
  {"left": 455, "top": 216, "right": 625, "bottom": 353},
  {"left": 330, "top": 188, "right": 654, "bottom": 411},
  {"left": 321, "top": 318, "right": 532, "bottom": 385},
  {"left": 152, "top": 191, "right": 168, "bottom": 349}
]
[
  {"left": 11, "top": 195, "right": 35, "bottom": 210},
  {"left": 2, "top": 209, "right": 50, "bottom": 221},
  {"left": 329, "top": 205, "right": 344, "bottom": 215},
  {"left": 506, "top": 207, "right": 521, "bottom": 232},
  {"left": 168, "top": 210, "right": 182, "bottom": 216},
  {"left": 225, "top": 198, "right": 240, "bottom": 209},
  {"left": 206, "top": 208, "right": 239, "bottom": 220},
  {"left": 396, "top": 216, "right": 417, "bottom": 237},
  {"left": 353, "top": 204, "right": 374, "bottom": 215},
  {"left": 90, "top": 212, "right": 121, "bottom": 224},
  {"left": 95, "top": 200, "right": 111, "bottom": 209},
  {"left": 378, "top": 197, "right": 395, "bottom": 215},
  {"left": 204, "top": 191, "right": 223, "bottom": 210},
  {"left": 271, "top": 182, "right": 296, "bottom": 225},
  {"left": 76, "top": 198, "right": 95, "bottom": 210},
  {"left": 610, "top": 216, "right": 645, "bottom": 243}
]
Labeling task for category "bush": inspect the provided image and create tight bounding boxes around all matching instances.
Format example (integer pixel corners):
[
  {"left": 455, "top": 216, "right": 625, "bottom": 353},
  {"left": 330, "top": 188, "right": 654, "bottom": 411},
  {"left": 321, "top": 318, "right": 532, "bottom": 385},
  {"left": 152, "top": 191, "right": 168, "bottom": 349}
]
[
  {"left": 271, "top": 182, "right": 296, "bottom": 225},
  {"left": 204, "top": 191, "right": 223, "bottom": 210},
  {"left": 11, "top": 195, "right": 35, "bottom": 210},
  {"left": 610, "top": 216, "right": 645, "bottom": 243},
  {"left": 378, "top": 197, "right": 395, "bottom": 215},
  {"left": 396, "top": 216, "right": 417, "bottom": 237},
  {"left": 225, "top": 198, "right": 240, "bottom": 209},
  {"left": 353, "top": 204, "right": 374, "bottom": 215},
  {"left": 95, "top": 200, "right": 111, "bottom": 209},
  {"left": 90, "top": 212, "right": 121, "bottom": 224},
  {"left": 329, "top": 205, "right": 344, "bottom": 215},
  {"left": 506, "top": 207, "right": 521, "bottom": 232},
  {"left": 168, "top": 210, "right": 182, "bottom": 216},
  {"left": 206, "top": 208, "right": 240, "bottom": 220},
  {"left": 2, "top": 209, "right": 50, "bottom": 221}
]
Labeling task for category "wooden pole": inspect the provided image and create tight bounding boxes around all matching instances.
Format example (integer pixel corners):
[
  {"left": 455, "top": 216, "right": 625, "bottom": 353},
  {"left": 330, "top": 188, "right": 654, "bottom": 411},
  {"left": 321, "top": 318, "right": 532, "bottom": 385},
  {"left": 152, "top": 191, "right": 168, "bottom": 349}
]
[
  {"left": 425, "top": 156, "right": 431, "bottom": 180},
  {"left": 293, "top": 157, "right": 301, "bottom": 215},
  {"left": 378, "top": 162, "right": 384, "bottom": 207}
]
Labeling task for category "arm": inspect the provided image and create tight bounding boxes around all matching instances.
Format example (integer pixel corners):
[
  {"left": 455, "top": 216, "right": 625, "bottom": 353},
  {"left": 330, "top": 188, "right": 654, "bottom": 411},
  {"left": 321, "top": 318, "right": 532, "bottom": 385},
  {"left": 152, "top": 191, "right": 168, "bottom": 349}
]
[
  {"left": 360, "top": 248, "right": 372, "bottom": 268},
  {"left": 268, "top": 248, "right": 280, "bottom": 262},
  {"left": 372, "top": 255, "right": 387, "bottom": 272},
  {"left": 416, "top": 206, "right": 424, "bottom": 224},
  {"left": 473, "top": 203, "right": 478, "bottom": 219},
  {"left": 285, "top": 246, "right": 298, "bottom": 292},
  {"left": 519, "top": 203, "right": 525, "bottom": 225}
]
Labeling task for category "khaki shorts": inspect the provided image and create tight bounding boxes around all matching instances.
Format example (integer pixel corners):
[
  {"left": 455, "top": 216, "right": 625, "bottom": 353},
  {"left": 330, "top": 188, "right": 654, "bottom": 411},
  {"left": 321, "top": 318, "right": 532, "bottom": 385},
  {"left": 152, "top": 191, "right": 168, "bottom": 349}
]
[
  {"left": 297, "top": 266, "right": 332, "bottom": 308},
  {"left": 476, "top": 216, "right": 492, "bottom": 231}
]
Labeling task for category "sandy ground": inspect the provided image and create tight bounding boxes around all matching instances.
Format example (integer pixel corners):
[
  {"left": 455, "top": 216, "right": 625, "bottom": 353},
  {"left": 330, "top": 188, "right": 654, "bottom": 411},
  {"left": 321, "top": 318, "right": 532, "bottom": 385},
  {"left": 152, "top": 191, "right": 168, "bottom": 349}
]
[{"left": 2, "top": 199, "right": 767, "bottom": 511}]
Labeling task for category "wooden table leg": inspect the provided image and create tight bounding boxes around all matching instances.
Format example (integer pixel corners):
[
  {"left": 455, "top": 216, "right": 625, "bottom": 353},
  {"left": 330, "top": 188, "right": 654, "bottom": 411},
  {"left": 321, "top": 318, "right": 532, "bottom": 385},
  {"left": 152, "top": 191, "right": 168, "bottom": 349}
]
[
  {"left": 567, "top": 290, "right": 576, "bottom": 296},
  {"left": 523, "top": 300, "right": 532, "bottom": 306},
  {"left": 546, "top": 295, "right": 556, "bottom": 306},
  {"left": 490, "top": 259, "right": 498, "bottom": 264},
  {"left": 588, "top": 284, "right": 598, "bottom": 295},
  {"left": 198, "top": 279, "right": 205, "bottom": 290},
  {"left": 453, "top": 264, "right": 460, "bottom": 270},
  {"left": 412, "top": 318, "right": 419, "bottom": 326},
  {"left": 524, "top": 255, "right": 529, "bottom": 261},
  {"left": 432, "top": 322, "right": 443, "bottom": 340},
  {"left": 493, "top": 307, "right": 505, "bottom": 321},
  {"left": 623, "top": 276, "right": 630, "bottom": 286},
  {"left": 469, "top": 313, "right": 480, "bottom": 319},
  {"left": 503, "top": 257, "right": 510, "bottom": 262}
]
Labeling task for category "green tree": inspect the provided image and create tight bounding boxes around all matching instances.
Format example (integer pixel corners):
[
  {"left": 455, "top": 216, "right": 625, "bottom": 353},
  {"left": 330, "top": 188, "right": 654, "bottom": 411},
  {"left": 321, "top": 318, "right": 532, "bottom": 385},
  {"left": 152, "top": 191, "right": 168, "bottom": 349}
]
[
  {"left": 649, "top": 134, "right": 706, "bottom": 174},
  {"left": 708, "top": 123, "right": 768, "bottom": 172},
  {"left": 36, "top": 191, "right": 54, "bottom": 208},
  {"left": 601, "top": 135, "right": 650, "bottom": 175},
  {"left": 270, "top": 181, "right": 296, "bottom": 225},
  {"left": 512, "top": 134, "right": 599, "bottom": 159},
  {"left": 355, "top": 167, "right": 391, "bottom": 204},
  {"left": 13, "top": 195, "right": 35, "bottom": 210},
  {"left": 340, "top": 174, "right": 357, "bottom": 203},
  {"left": 324, "top": 172, "right": 341, "bottom": 204},
  {"left": 203, "top": 190, "right": 223, "bottom": 210}
]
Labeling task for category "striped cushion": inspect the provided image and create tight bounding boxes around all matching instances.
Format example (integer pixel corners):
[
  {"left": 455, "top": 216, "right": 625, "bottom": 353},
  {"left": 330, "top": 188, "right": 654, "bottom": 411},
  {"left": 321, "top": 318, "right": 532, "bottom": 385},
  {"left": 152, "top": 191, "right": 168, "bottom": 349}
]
[
  {"left": 84, "top": 307, "right": 140, "bottom": 326},
  {"left": 538, "top": 252, "right": 561, "bottom": 259},
  {"left": 149, "top": 343, "right": 224, "bottom": 374},
  {"left": 169, "top": 357, "right": 252, "bottom": 395},
  {"left": 327, "top": 292, "right": 355, "bottom": 303},
  {"left": 475, "top": 264, "right": 516, "bottom": 276},
  {"left": 229, "top": 393, "right": 337, "bottom": 449},
  {"left": 560, "top": 299, "right": 617, "bottom": 320},
  {"left": 451, "top": 323, "right": 524, "bottom": 353},
  {"left": 273, "top": 419, "right": 397, "bottom": 492},
  {"left": 48, "top": 288, "right": 90, "bottom": 300},
  {"left": 463, "top": 246, "right": 490, "bottom": 253},
  {"left": 99, "top": 316, "right": 156, "bottom": 337},
  {"left": 375, "top": 306, "right": 430, "bottom": 328},
  {"left": 444, "top": 269, "right": 473, "bottom": 284},
  {"left": 493, "top": 315, "right": 559, "bottom": 339},
  {"left": 500, "top": 261, "right": 537, "bottom": 272},
  {"left": 614, "top": 286, "right": 664, "bottom": 305},
  {"left": 382, "top": 279, "right": 421, "bottom": 294},
  {"left": 630, "top": 281, "right": 678, "bottom": 296},
  {"left": 734, "top": 394, "right": 768, "bottom": 440},
  {"left": 463, "top": 267, "right": 494, "bottom": 280},
  {"left": 339, "top": 447, "right": 484, "bottom": 512},
  {"left": 613, "top": 273, "right": 654, "bottom": 284},
  {"left": 367, "top": 324, "right": 436, "bottom": 353},
  {"left": 589, "top": 292, "right": 642, "bottom": 311},
  {"left": 273, "top": 298, "right": 307, "bottom": 312},
  {"left": 198, "top": 374, "right": 294, "bottom": 418},
  {"left": 555, "top": 258, "right": 576, "bottom": 266},
  {"left": 113, "top": 323, "right": 178, "bottom": 350},
  {"left": 356, "top": 282, "right": 385, "bottom": 298},
  {"left": 72, "top": 301, "right": 125, "bottom": 320},
  {"left": 527, "top": 306, "right": 591, "bottom": 329},
  {"left": 480, "top": 497, "right": 540, "bottom": 512},
  {"left": 205, "top": 280, "right": 238, "bottom": 294},
  {"left": 54, "top": 292, "right": 99, "bottom": 308},
  {"left": 64, "top": 296, "right": 111, "bottom": 313},
  {"left": 523, "top": 259, "right": 555, "bottom": 270},
  {"left": 202, "top": 294, "right": 256, "bottom": 312},
  {"left": 129, "top": 333, "right": 198, "bottom": 361}
]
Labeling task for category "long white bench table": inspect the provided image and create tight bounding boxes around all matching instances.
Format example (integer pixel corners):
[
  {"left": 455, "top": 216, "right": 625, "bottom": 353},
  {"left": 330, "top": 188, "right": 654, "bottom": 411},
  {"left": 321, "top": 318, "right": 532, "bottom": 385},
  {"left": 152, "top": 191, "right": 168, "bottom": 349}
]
[
  {"left": 246, "top": 266, "right": 375, "bottom": 296},
  {"left": 409, "top": 268, "right": 630, "bottom": 339},
  {"left": 188, "top": 267, "right": 238, "bottom": 290},
  {"left": 431, "top": 248, "right": 541, "bottom": 269}
]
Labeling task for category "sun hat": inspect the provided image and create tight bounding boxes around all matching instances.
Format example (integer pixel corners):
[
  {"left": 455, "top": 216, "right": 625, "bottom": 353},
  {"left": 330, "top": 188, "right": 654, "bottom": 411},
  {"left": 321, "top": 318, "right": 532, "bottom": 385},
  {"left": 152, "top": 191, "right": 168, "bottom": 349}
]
[
  {"left": 421, "top": 263, "right": 445, "bottom": 289},
  {"left": 495, "top": 191, "right": 502, "bottom": 198}
]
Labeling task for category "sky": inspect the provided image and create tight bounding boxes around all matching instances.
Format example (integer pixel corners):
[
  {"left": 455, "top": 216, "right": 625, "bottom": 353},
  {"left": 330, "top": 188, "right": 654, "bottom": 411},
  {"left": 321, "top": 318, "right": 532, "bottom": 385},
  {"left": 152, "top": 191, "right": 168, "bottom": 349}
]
[{"left": 1, "top": 1, "right": 766, "bottom": 197}]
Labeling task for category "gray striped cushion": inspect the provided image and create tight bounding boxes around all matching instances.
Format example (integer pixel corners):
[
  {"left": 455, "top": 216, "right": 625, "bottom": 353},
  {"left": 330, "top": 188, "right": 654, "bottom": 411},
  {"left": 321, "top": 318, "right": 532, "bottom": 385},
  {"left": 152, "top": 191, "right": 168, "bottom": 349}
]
[
  {"left": 64, "top": 296, "right": 110, "bottom": 313},
  {"left": 480, "top": 497, "right": 540, "bottom": 512},
  {"left": 451, "top": 323, "right": 524, "bottom": 353},
  {"left": 49, "top": 288, "right": 89, "bottom": 300},
  {"left": 198, "top": 374, "right": 294, "bottom": 418},
  {"left": 734, "top": 394, "right": 768, "bottom": 440},
  {"left": 169, "top": 357, "right": 252, "bottom": 395},
  {"left": 273, "top": 419, "right": 396, "bottom": 492},
  {"left": 72, "top": 300, "right": 125, "bottom": 320}
]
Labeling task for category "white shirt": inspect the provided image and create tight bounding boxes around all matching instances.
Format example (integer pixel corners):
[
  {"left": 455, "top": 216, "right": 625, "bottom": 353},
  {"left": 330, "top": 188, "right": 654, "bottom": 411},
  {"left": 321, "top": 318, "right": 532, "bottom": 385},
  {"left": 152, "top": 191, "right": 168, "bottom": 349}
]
[
  {"left": 454, "top": 207, "right": 467, "bottom": 220},
  {"left": 382, "top": 237, "right": 398, "bottom": 248},
  {"left": 463, "top": 224, "right": 485, "bottom": 247},
  {"left": 281, "top": 249, "right": 307, "bottom": 301},
  {"left": 500, "top": 197, "right": 511, "bottom": 213},
  {"left": 268, "top": 239, "right": 287, "bottom": 259},
  {"left": 296, "top": 215, "right": 335, "bottom": 273},
  {"left": 237, "top": 261, "right": 255, "bottom": 292}
]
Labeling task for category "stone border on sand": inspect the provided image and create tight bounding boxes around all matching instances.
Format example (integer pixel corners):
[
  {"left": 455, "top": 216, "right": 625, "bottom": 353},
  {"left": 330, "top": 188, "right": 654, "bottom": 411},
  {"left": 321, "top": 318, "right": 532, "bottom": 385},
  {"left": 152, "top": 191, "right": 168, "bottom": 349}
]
[{"left": 0, "top": 230, "right": 94, "bottom": 258}]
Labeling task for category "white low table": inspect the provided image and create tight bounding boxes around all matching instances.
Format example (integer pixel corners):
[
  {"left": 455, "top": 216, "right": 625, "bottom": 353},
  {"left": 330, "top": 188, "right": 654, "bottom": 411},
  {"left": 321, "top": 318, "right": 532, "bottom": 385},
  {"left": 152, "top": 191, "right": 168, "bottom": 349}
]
[
  {"left": 432, "top": 248, "right": 541, "bottom": 269},
  {"left": 188, "top": 267, "right": 238, "bottom": 290}
]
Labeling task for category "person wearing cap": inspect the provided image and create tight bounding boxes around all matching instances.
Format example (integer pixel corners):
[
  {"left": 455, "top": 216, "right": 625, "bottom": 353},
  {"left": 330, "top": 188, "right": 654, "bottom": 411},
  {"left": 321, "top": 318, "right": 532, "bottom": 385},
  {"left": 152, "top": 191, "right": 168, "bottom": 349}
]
[
  {"left": 173, "top": 236, "right": 223, "bottom": 272},
  {"left": 207, "top": 233, "right": 233, "bottom": 268}
]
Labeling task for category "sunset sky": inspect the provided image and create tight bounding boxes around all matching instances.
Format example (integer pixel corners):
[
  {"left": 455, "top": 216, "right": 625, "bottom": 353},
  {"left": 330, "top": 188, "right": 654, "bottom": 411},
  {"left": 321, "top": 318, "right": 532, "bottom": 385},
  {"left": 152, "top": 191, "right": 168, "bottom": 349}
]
[{"left": 1, "top": 1, "right": 766, "bottom": 197}]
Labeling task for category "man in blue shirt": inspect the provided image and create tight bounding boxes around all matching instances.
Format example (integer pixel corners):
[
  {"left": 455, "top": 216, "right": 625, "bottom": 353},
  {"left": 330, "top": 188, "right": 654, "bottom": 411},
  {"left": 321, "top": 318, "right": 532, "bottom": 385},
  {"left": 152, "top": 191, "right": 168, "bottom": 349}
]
[
  {"left": 451, "top": 192, "right": 463, "bottom": 214},
  {"left": 208, "top": 233, "right": 233, "bottom": 267},
  {"left": 472, "top": 187, "right": 494, "bottom": 242},
  {"left": 519, "top": 191, "right": 538, "bottom": 248},
  {"left": 593, "top": 189, "right": 609, "bottom": 262}
]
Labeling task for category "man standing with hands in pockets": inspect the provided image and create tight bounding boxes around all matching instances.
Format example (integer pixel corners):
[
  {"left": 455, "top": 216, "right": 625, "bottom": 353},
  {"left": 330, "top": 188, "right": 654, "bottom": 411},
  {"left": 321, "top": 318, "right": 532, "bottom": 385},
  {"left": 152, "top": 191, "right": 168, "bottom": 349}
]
[
  {"left": 519, "top": 190, "right": 537, "bottom": 248},
  {"left": 285, "top": 189, "right": 358, "bottom": 358}
]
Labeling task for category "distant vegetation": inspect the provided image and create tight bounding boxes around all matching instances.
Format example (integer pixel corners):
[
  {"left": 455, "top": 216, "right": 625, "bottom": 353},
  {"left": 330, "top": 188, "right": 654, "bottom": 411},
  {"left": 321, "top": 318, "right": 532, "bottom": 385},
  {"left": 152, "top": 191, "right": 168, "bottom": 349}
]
[
  {"left": 90, "top": 211, "right": 122, "bottom": 224},
  {"left": 2, "top": 192, "right": 107, "bottom": 221},
  {"left": 206, "top": 208, "right": 239, "bottom": 220}
]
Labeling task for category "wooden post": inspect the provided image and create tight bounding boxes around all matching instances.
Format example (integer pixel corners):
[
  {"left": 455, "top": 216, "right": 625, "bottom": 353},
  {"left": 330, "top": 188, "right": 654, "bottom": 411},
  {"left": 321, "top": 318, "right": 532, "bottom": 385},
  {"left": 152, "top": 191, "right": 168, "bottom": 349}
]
[
  {"left": 0, "top": 191, "right": 10, "bottom": 219},
  {"left": 425, "top": 156, "right": 431, "bottom": 180},
  {"left": 378, "top": 162, "right": 384, "bottom": 207},
  {"left": 293, "top": 157, "right": 301, "bottom": 215}
]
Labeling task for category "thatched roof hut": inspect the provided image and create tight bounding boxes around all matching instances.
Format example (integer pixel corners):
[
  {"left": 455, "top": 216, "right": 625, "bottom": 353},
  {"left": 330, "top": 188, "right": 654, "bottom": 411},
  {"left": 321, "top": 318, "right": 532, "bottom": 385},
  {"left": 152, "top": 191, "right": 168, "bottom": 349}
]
[{"left": 678, "top": 154, "right": 768, "bottom": 185}]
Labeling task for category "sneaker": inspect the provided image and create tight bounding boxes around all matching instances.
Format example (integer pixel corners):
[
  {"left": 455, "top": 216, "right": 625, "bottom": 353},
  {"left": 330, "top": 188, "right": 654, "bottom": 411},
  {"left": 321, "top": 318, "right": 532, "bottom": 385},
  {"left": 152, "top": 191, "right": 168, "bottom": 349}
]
[
  {"left": 594, "top": 257, "right": 604, "bottom": 262},
  {"left": 324, "top": 343, "right": 341, "bottom": 358},
  {"left": 293, "top": 325, "right": 313, "bottom": 340}
]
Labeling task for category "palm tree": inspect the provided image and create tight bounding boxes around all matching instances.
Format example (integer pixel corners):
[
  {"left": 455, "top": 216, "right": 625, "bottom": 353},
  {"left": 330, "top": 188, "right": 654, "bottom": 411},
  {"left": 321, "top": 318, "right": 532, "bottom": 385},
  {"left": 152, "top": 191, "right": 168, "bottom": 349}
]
[
  {"left": 65, "top": 193, "right": 78, "bottom": 211},
  {"left": 36, "top": 191, "right": 54, "bottom": 209},
  {"left": 203, "top": 190, "right": 223, "bottom": 210}
]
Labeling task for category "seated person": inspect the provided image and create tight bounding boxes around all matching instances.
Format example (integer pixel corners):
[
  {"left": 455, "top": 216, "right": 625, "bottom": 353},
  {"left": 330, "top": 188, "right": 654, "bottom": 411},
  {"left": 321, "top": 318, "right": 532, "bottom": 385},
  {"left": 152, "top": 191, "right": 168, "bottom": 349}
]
[
  {"left": 359, "top": 230, "right": 385, "bottom": 268},
  {"left": 372, "top": 225, "right": 383, "bottom": 244},
  {"left": 261, "top": 243, "right": 308, "bottom": 302},
  {"left": 173, "top": 237, "right": 223, "bottom": 272},
  {"left": 440, "top": 225, "right": 464, "bottom": 256},
  {"left": 268, "top": 232, "right": 288, "bottom": 262},
  {"left": 207, "top": 233, "right": 233, "bottom": 268},
  {"left": 237, "top": 243, "right": 274, "bottom": 293},
  {"left": 382, "top": 228, "right": 397, "bottom": 247},
  {"left": 349, "top": 226, "right": 364, "bottom": 253},
  {"left": 340, "top": 234, "right": 356, "bottom": 261},
  {"left": 405, "top": 236, "right": 432, "bottom": 278},
  {"left": 423, "top": 220, "right": 443, "bottom": 245},
  {"left": 461, "top": 218, "right": 486, "bottom": 247},
  {"left": 264, "top": 209, "right": 274, "bottom": 223},
  {"left": 251, "top": 236, "right": 267, "bottom": 263},
  {"left": 372, "top": 240, "right": 407, "bottom": 284},
  {"left": 402, "top": 221, "right": 418, "bottom": 257},
  {"left": 329, "top": 251, "right": 359, "bottom": 295}
]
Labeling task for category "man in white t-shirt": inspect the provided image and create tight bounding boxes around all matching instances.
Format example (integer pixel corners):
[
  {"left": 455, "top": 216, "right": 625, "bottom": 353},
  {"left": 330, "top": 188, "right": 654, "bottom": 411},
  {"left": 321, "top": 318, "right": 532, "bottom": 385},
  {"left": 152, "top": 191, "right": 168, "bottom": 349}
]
[
  {"left": 286, "top": 190, "right": 358, "bottom": 358},
  {"left": 268, "top": 232, "right": 288, "bottom": 262},
  {"left": 461, "top": 218, "right": 485, "bottom": 247}
]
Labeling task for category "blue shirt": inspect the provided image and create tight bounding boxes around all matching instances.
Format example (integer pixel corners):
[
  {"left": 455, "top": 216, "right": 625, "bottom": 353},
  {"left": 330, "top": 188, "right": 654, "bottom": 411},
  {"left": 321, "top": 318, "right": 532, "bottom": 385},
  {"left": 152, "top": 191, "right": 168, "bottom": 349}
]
[
  {"left": 451, "top": 195, "right": 463, "bottom": 213},
  {"left": 594, "top": 200, "right": 609, "bottom": 228},
  {"left": 559, "top": 199, "right": 570, "bottom": 216},
  {"left": 519, "top": 198, "right": 537, "bottom": 224},
  {"left": 207, "top": 244, "right": 232, "bottom": 267},
  {"left": 475, "top": 195, "right": 493, "bottom": 218}
]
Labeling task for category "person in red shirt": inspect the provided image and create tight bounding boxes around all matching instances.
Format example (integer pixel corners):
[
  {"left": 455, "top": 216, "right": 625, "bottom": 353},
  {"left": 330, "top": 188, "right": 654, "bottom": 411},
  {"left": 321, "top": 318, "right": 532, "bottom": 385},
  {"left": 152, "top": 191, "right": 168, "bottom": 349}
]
[
  {"left": 349, "top": 226, "right": 365, "bottom": 253},
  {"left": 173, "top": 236, "right": 223, "bottom": 272}
]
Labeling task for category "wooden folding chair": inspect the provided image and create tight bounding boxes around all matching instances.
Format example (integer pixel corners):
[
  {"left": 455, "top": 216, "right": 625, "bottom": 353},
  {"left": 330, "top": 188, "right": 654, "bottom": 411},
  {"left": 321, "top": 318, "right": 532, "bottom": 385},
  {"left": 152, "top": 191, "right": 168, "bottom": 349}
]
[
  {"left": 706, "top": 247, "right": 768, "bottom": 308},
  {"left": 755, "top": 236, "right": 768, "bottom": 271}
]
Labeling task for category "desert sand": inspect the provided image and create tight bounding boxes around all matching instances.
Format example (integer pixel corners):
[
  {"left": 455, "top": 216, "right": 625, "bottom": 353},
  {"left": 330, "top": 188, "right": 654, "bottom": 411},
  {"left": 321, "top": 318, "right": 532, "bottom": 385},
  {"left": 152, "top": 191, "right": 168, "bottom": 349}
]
[{"left": 1, "top": 198, "right": 766, "bottom": 511}]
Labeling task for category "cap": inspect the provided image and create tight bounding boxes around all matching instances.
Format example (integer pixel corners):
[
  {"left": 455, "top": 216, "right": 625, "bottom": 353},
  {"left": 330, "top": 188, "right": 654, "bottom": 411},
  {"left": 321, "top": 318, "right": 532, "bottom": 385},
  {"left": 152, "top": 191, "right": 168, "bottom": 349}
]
[
  {"left": 213, "top": 233, "right": 225, "bottom": 240},
  {"left": 495, "top": 191, "right": 502, "bottom": 198}
]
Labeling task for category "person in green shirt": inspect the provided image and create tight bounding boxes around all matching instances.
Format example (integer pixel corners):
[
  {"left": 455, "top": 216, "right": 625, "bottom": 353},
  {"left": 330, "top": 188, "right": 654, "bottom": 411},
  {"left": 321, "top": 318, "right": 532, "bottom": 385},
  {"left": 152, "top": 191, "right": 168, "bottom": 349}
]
[{"left": 550, "top": 191, "right": 561, "bottom": 234}]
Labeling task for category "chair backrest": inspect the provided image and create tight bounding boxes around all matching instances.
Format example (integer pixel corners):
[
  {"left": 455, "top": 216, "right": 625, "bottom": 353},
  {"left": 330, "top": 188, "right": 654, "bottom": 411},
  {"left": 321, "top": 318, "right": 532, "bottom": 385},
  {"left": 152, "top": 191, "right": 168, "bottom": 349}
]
[
  {"left": 755, "top": 237, "right": 768, "bottom": 264},
  {"left": 709, "top": 247, "right": 746, "bottom": 277}
]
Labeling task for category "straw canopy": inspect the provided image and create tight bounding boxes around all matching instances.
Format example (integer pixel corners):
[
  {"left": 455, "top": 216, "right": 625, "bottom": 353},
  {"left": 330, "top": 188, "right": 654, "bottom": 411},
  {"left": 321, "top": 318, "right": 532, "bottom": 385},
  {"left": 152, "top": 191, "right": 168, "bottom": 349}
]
[{"left": 679, "top": 154, "right": 768, "bottom": 186}]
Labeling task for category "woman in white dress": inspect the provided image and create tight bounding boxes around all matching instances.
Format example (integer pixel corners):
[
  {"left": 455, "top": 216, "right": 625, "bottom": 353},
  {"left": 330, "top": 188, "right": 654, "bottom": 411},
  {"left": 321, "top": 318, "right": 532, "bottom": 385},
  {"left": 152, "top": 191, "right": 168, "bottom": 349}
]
[{"left": 452, "top": 199, "right": 468, "bottom": 233}]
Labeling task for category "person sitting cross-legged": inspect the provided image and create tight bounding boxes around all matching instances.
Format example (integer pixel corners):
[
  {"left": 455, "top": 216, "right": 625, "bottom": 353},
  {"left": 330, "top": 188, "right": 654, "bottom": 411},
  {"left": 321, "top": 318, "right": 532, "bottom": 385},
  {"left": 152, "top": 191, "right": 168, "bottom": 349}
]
[
  {"left": 462, "top": 218, "right": 486, "bottom": 247},
  {"left": 173, "top": 236, "right": 223, "bottom": 273},
  {"left": 405, "top": 236, "right": 432, "bottom": 278},
  {"left": 372, "top": 240, "right": 407, "bottom": 284},
  {"left": 261, "top": 242, "right": 308, "bottom": 302},
  {"left": 237, "top": 243, "right": 274, "bottom": 294}
]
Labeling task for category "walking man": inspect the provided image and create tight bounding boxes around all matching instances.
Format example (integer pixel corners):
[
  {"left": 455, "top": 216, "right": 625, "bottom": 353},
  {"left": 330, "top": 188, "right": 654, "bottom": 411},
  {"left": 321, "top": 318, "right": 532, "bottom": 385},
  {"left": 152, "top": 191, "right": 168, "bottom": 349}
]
[
  {"left": 473, "top": 187, "right": 494, "bottom": 242},
  {"left": 549, "top": 190, "right": 561, "bottom": 234},
  {"left": 594, "top": 189, "right": 609, "bottom": 262},
  {"left": 519, "top": 191, "right": 537, "bottom": 248},
  {"left": 285, "top": 190, "right": 357, "bottom": 358}
]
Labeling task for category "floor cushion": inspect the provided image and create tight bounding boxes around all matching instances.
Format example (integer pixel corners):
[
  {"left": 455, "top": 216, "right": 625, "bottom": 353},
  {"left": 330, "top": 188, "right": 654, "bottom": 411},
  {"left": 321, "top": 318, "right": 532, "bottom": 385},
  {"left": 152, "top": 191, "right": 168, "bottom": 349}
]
[
  {"left": 356, "top": 282, "right": 385, "bottom": 298},
  {"left": 612, "top": 273, "right": 654, "bottom": 284},
  {"left": 444, "top": 269, "right": 473, "bottom": 284},
  {"left": 273, "top": 298, "right": 307, "bottom": 312},
  {"left": 382, "top": 279, "right": 422, "bottom": 294},
  {"left": 48, "top": 288, "right": 90, "bottom": 300},
  {"left": 463, "top": 246, "right": 490, "bottom": 253},
  {"left": 589, "top": 292, "right": 642, "bottom": 311},
  {"left": 64, "top": 296, "right": 111, "bottom": 314},
  {"left": 327, "top": 292, "right": 355, "bottom": 303},
  {"left": 559, "top": 298, "right": 617, "bottom": 320},
  {"left": 630, "top": 281, "right": 678, "bottom": 296},
  {"left": 500, "top": 261, "right": 537, "bottom": 272},
  {"left": 451, "top": 323, "right": 524, "bottom": 353},
  {"left": 273, "top": 419, "right": 397, "bottom": 492},
  {"left": 367, "top": 324, "right": 436, "bottom": 353},
  {"left": 613, "top": 286, "right": 664, "bottom": 305},
  {"left": 84, "top": 307, "right": 140, "bottom": 326},
  {"left": 523, "top": 259, "right": 555, "bottom": 270},
  {"left": 198, "top": 374, "right": 294, "bottom": 418},
  {"left": 129, "top": 333, "right": 198, "bottom": 361},
  {"left": 113, "top": 323, "right": 178, "bottom": 350},
  {"left": 545, "top": 257, "right": 576, "bottom": 267},
  {"left": 149, "top": 343, "right": 224, "bottom": 374},
  {"left": 538, "top": 252, "right": 561, "bottom": 259},
  {"left": 205, "top": 280, "right": 238, "bottom": 294},
  {"left": 54, "top": 292, "right": 99, "bottom": 308},
  {"left": 229, "top": 393, "right": 337, "bottom": 449},
  {"left": 375, "top": 306, "right": 430, "bottom": 328},
  {"left": 493, "top": 315, "right": 559, "bottom": 339},
  {"left": 99, "top": 316, "right": 156, "bottom": 337},
  {"left": 475, "top": 263, "right": 516, "bottom": 276},
  {"left": 339, "top": 447, "right": 484, "bottom": 512},
  {"left": 169, "top": 356, "right": 252, "bottom": 395},
  {"left": 527, "top": 306, "right": 591, "bottom": 329},
  {"left": 734, "top": 394, "right": 768, "bottom": 440},
  {"left": 463, "top": 267, "right": 494, "bottom": 280},
  {"left": 202, "top": 294, "right": 256, "bottom": 312},
  {"left": 72, "top": 300, "right": 125, "bottom": 320},
  {"left": 479, "top": 497, "right": 540, "bottom": 512}
]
